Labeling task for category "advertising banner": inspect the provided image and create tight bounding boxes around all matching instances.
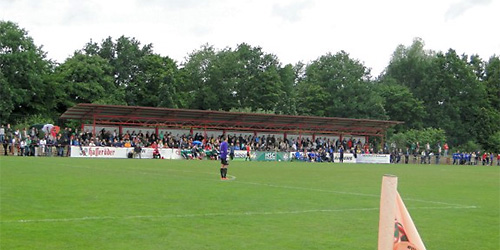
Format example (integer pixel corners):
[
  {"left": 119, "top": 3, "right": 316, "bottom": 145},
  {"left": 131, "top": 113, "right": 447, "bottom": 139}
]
[
  {"left": 231, "top": 150, "right": 251, "bottom": 161},
  {"left": 289, "top": 152, "right": 355, "bottom": 162},
  {"left": 357, "top": 154, "right": 390, "bottom": 164},
  {"left": 70, "top": 146, "right": 183, "bottom": 159},
  {"left": 333, "top": 153, "right": 356, "bottom": 163},
  {"left": 255, "top": 151, "right": 277, "bottom": 161},
  {"left": 253, "top": 151, "right": 290, "bottom": 162}
]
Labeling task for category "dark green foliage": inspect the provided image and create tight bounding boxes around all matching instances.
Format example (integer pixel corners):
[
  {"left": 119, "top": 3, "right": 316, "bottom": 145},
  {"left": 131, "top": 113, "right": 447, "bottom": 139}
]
[
  {"left": 0, "top": 21, "right": 56, "bottom": 123},
  {"left": 375, "top": 78, "right": 427, "bottom": 131},
  {"left": 296, "top": 51, "right": 387, "bottom": 119},
  {"left": 1, "top": 21, "right": 499, "bottom": 151},
  {"left": 390, "top": 128, "right": 447, "bottom": 151},
  {"left": 384, "top": 38, "right": 500, "bottom": 150}
]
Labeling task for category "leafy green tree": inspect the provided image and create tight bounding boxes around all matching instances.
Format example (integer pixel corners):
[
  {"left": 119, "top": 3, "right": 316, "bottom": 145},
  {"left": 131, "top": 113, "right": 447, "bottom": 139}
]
[
  {"left": 0, "top": 21, "right": 55, "bottom": 123},
  {"left": 422, "top": 50, "right": 490, "bottom": 146},
  {"left": 375, "top": 78, "right": 427, "bottom": 131},
  {"left": 180, "top": 44, "right": 220, "bottom": 110},
  {"left": 79, "top": 36, "right": 178, "bottom": 107},
  {"left": 384, "top": 38, "right": 499, "bottom": 150},
  {"left": 296, "top": 83, "right": 329, "bottom": 116},
  {"left": 232, "top": 43, "right": 285, "bottom": 112},
  {"left": 275, "top": 64, "right": 297, "bottom": 115},
  {"left": 54, "top": 53, "right": 117, "bottom": 110},
  {"left": 129, "top": 54, "right": 178, "bottom": 107},
  {"left": 484, "top": 56, "right": 500, "bottom": 111},
  {"left": 297, "top": 51, "right": 386, "bottom": 119},
  {"left": 384, "top": 38, "right": 434, "bottom": 93},
  {"left": 181, "top": 43, "right": 287, "bottom": 113},
  {"left": 0, "top": 71, "right": 14, "bottom": 121},
  {"left": 489, "top": 131, "right": 500, "bottom": 153}
]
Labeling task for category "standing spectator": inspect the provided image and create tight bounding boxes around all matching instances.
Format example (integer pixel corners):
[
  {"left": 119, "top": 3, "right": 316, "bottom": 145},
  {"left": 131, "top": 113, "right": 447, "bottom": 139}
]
[
  {"left": 421, "top": 150, "right": 426, "bottom": 164},
  {"left": 245, "top": 144, "right": 252, "bottom": 161},
  {"left": 40, "top": 137, "right": 46, "bottom": 156},
  {"left": 436, "top": 143, "right": 442, "bottom": 164},
  {"left": 19, "top": 139, "right": 26, "bottom": 156},
  {"left": 133, "top": 141, "right": 142, "bottom": 159},
  {"left": 339, "top": 146, "right": 344, "bottom": 163},
  {"left": 57, "top": 135, "right": 65, "bottom": 156},
  {"left": 25, "top": 136, "right": 31, "bottom": 156},
  {"left": 229, "top": 143, "right": 235, "bottom": 160},
  {"left": 425, "top": 142, "right": 431, "bottom": 164},
  {"left": 0, "top": 125, "right": 4, "bottom": 144},
  {"left": 2, "top": 137, "right": 8, "bottom": 156},
  {"left": 405, "top": 147, "right": 410, "bottom": 164},
  {"left": 65, "top": 128, "right": 72, "bottom": 157},
  {"left": 497, "top": 153, "right": 500, "bottom": 166},
  {"left": 443, "top": 142, "right": 450, "bottom": 164},
  {"left": 10, "top": 137, "right": 16, "bottom": 156},
  {"left": 30, "top": 136, "right": 38, "bottom": 156},
  {"left": 22, "top": 128, "right": 28, "bottom": 140}
]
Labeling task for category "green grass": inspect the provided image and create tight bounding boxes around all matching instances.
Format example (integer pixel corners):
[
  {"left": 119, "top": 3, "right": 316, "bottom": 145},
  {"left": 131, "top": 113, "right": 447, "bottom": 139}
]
[{"left": 1, "top": 157, "right": 499, "bottom": 250}]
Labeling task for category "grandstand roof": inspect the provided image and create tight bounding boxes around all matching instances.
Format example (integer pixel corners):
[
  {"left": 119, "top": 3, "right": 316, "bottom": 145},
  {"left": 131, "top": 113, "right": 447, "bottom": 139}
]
[{"left": 59, "top": 103, "right": 402, "bottom": 136}]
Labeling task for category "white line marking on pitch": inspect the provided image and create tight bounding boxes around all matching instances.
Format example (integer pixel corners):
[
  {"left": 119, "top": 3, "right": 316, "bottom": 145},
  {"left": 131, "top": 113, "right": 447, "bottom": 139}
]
[
  {"left": 236, "top": 181, "right": 474, "bottom": 208},
  {"left": 61, "top": 164, "right": 476, "bottom": 208},
  {"left": 1, "top": 205, "right": 477, "bottom": 223}
]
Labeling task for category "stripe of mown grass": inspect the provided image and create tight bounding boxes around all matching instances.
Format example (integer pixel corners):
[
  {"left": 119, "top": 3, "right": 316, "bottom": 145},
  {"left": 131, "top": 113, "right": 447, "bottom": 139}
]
[{"left": 0, "top": 157, "right": 498, "bottom": 249}]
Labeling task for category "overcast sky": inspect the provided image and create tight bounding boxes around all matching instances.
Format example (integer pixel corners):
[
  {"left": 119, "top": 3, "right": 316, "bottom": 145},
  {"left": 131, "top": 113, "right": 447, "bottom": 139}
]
[{"left": 2, "top": 0, "right": 499, "bottom": 76}]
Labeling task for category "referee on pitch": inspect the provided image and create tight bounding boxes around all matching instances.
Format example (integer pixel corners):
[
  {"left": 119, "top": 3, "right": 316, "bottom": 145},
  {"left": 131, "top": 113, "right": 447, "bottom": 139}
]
[{"left": 219, "top": 136, "right": 229, "bottom": 180}]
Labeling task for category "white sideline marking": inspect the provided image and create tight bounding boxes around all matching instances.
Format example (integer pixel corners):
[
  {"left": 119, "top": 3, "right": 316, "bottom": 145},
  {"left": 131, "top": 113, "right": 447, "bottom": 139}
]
[
  {"left": 2, "top": 205, "right": 477, "bottom": 223},
  {"left": 62, "top": 164, "right": 477, "bottom": 209}
]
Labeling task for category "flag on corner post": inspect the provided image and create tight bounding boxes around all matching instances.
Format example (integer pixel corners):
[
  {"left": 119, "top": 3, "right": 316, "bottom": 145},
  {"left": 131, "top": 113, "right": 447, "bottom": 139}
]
[{"left": 378, "top": 175, "right": 426, "bottom": 250}]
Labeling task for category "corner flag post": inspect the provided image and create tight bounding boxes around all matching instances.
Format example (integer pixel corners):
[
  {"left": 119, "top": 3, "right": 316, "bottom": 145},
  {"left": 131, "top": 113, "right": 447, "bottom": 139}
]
[
  {"left": 378, "top": 175, "right": 427, "bottom": 250},
  {"left": 378, "top": 174, "right": 398, "bottom": 250}
]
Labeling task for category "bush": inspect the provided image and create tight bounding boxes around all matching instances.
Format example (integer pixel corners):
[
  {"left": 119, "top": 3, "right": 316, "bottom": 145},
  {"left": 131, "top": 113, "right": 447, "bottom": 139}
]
[
  {"left": 453, "top": 140, "right": 482, "bottom": 153},
  {"left": 13, "top": 114, "right": 54, "bottom": 130},
  {"left": 388, "top": 127, "right": 446, "bottom": 150}
]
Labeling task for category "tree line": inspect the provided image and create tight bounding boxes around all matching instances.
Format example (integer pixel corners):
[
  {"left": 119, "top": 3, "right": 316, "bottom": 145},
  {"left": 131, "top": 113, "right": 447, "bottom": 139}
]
[{"left": 1, "top": 21, "right": 499, "bottom": 152}]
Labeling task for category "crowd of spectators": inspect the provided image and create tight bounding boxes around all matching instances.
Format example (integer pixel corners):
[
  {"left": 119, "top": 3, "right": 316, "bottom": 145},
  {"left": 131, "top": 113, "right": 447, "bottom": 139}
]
[
  {"left": 1, "top": 124, "right": 499, "bottom": 166},
  {"left": 451, "top": 151, "right": 498, "bottom": 166},
  {"left": 1, "top": 124, "right": 373, "bottom": 155}
]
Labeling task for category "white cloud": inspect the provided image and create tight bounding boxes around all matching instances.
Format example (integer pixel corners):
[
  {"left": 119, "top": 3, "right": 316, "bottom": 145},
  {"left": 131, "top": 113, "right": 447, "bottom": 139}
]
[
  {"left": 445, "top": 0, "right": 492, "bottom": 20},
  {"left": 1, "top": 0, "right": 499, "bottom": 75},
  {"left": 272, "top": 1, "right": 313, "bottom": 22}
]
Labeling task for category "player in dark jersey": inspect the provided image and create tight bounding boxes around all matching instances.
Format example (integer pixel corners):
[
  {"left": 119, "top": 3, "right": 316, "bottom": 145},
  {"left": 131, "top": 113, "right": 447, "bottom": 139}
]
[{"left": 219, "top": 136, "right": 229, "bottom": 180}]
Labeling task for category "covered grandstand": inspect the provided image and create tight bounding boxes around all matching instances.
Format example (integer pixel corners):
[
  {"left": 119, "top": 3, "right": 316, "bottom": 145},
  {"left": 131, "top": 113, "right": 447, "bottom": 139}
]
[{"left": 59, "top": 103, "right": 403, "bottom": 142}]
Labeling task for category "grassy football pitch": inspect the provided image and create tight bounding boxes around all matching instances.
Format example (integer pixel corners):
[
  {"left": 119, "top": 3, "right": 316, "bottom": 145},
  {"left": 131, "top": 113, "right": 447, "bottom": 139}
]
[{"left": 1, "top": 157, "right": 499, "bottom": 250}]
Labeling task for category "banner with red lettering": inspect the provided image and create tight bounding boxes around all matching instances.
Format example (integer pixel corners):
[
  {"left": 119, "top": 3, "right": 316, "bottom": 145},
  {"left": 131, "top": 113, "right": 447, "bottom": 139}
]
[{"left": 70, "top": 146, "right": 183, "bottom": 159}]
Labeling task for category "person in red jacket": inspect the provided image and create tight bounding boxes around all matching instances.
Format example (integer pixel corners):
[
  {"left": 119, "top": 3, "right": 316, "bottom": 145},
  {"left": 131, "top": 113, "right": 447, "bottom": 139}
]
[{"left": 245, "top": 144, "right": 251, "bottom": 161}]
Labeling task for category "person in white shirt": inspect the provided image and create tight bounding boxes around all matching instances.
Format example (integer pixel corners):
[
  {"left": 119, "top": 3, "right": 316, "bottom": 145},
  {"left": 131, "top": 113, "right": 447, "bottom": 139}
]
[
  {"left": 20, "top": 140, "right": 26, "bottom": 156},
  {"left": 40, "top": 138, "right": 47, "bottom": 156}
]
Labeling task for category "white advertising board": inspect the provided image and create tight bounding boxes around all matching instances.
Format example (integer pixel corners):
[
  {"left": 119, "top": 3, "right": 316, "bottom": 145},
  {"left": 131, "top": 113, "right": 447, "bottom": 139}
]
[
  {"left": 356, "top": 154, "right": 390, "bottom": 164},
  {"left": 70, "top": 146, "right": 183, "bottom": 159},
  {"left": 333, "top": 153, "right": 356, "bottom": 163}
]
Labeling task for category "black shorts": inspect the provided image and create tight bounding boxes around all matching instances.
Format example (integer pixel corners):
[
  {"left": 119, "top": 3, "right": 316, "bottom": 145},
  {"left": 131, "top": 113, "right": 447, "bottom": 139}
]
[{"left": 221, "top": 158, "right": 229, "bottom": 165}]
